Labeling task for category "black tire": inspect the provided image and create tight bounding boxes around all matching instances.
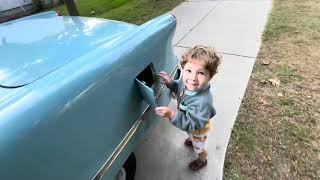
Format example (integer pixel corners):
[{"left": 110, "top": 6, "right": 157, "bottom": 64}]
[{"left": 123, "top": 153, "right": 136, "bottom": 180}]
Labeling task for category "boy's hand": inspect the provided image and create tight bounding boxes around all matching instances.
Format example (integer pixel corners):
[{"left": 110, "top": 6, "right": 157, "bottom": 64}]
[
  {"left": 155, "top": 106, "right": 176, "bottom": 119},
  {"left": 157, "top": 71, "right": 172, "bottom": 86}
]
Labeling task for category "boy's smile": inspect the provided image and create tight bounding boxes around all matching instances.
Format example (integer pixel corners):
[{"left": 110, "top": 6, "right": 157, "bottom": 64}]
[{"left": 182, "top": 60, "right": 211, "bottom": 91}]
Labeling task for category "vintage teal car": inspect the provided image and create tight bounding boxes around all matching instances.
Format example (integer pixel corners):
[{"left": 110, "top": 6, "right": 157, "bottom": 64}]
[{"left": 0, "top": 11, "right": 180, "bottom": 180}]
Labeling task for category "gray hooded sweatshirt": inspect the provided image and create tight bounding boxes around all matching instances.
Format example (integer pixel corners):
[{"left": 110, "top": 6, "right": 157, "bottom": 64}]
[{"left": 168, "top": 80, "right": 216, "bottom": 132}]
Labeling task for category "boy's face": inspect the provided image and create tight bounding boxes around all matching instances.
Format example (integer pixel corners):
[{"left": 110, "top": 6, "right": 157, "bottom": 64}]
[{"left": 182, "top": 60, "right": 211, "bottom": 91}]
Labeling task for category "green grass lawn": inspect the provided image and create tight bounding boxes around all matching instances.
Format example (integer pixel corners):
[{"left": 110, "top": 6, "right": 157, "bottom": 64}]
[
  {"left": 53, "top": 0, "right": 184, "bottom": 24},
  {"left": 224, "top": 0, "right": 320, "bottom": 179},
  {"left": 56, "top": 0, "right": 130, "bottom": 16}
]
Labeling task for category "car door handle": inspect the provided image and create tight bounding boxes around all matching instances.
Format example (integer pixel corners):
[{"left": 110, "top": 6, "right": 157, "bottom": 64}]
[
  {"left": 135, "top": 63, "right": 157, "bottom": 108},
  {"left": 135, "top": 78, "right": 157, "bottom": 108}
]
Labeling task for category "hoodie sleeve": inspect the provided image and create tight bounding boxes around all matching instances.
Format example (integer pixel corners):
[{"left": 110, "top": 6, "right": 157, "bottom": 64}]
[
  {"left": 167, "top": 80, "right": 182, "bottom": 94},
  {"left": 170, "top": 95, "right": 216, "bottom": 132}
]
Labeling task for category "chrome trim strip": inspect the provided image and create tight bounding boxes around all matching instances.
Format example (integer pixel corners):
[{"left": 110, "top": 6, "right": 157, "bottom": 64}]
[
  {"left": 93, "top": 64, "right": 179, "bottom": 180},
  {"left": 155, "top": 64, "right": 180, "bottom": 99}
]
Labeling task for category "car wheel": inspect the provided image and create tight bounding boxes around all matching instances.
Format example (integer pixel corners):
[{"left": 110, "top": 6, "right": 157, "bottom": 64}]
[
  {"left": 116, "top": 153, "right": 136, "bottom": 180},
  {"left": 123, "top": 153, "right": 136, "bottom": 180}
]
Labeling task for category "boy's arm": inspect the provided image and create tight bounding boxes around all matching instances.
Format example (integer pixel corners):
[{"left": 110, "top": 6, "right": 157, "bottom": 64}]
[
  {"left": 170, "top": 97, "right": 216, "bottom": 131},
  {"left": 167, "top": 80, "right": 180, "bottom": 94},
  {"left": 155, "top": 107, "right": 176, "bottom": 119},
  {"left": 157, "top": 71, "right": 180, "bottom": 94}
]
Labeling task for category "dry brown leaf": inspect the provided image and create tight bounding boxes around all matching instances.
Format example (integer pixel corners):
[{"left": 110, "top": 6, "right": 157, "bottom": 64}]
[
  {"left": 261, "top": 60, "right": 270, "bottom": 65},
  {"left": 259, "top": 79, "right": 268, "bottom": 85},
  {"left": 268, "top": 78, "right": 281, "bottom": 86},
  {"left": 259, "top": 98, "right": 268, "bottom": 106}
]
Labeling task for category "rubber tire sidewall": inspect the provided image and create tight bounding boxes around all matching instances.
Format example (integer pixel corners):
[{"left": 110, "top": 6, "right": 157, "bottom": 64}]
[{"left": 123, "top": 153, "right": 136, "bottom": 180}]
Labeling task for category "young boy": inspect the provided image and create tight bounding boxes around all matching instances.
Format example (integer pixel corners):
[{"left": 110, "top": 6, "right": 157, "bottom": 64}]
[{"left": 155, "top": 45, "right": 221, "bottom": 171}]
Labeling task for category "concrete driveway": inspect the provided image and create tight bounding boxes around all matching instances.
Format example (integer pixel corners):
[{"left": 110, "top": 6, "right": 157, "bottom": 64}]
[{"left": 135, "top": 0, "right": 272, "bottom": 179}]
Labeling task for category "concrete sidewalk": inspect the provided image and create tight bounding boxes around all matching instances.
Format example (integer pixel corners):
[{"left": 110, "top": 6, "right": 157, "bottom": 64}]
[{"left": 135, "top": 0, "right": 272, "bottom": 179}]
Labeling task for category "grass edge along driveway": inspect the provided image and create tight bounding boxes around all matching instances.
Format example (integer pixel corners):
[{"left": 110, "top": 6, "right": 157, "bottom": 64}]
[
  {"left": 224, "top": 0, "right": 320, "bottom": 179},
  {"left": 54, "top": 0, "right": 184, "bottom": 25}
]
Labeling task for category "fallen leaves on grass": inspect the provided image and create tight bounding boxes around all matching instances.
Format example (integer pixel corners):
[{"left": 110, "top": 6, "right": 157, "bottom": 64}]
[
  {"left": 259, "top": 98, "right": 269, "bottom": 106},
  {"left": 256, "top": 147, "right": 271, "bottom": 161},
  {"left": 278, "top": 92, "right": 283, "bottom": 97},
  {"left": 268, "top": 78, "right": 281, "bottom": 86},
  {"left": 261, "top": 59, "right": 271, "bottom": 65}
]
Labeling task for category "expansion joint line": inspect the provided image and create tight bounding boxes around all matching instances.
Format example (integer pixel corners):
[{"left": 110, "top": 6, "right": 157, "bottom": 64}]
[
  {"left": 175, "top": 1, "right": 222, "bottom": 46},
  {"left": 174, "top": 45, "right": 255, "bottom": 59}
]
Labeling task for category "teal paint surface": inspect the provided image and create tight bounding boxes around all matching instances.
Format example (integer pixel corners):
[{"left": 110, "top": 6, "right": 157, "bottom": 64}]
[
  {"left": 0, "top": 12, "right": 135, "bottom": 87},
  {"left": 135, "top": 78, "right": 158, "bottom": 108},
  {"left": 0, "top": 11, "right": 178, "bottom": 179}
]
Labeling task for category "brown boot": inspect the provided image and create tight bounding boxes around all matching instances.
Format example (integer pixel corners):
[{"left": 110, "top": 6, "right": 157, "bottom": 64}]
[
  {"left": 184, "top": 138, "right": 193, "bottom": 148},
  {"left": 188, "top": 159, "right": 207, "bottom": 171},
  {"left": 188, "top": 149, "right": 208, "bottom": 171}
]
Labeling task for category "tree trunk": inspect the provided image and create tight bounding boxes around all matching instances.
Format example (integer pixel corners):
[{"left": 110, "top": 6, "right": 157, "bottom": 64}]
[{"left": 63, "top": 0, "right": 79, "bottom": 16}]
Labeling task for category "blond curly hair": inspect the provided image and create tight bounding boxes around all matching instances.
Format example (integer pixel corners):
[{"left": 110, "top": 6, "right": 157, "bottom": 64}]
[{"left": 181, "top": 45, "right": 222, "bottom": 78}]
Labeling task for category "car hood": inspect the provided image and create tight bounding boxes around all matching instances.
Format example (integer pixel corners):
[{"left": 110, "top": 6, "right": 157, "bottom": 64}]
[{"left": 0, "top": 13, "right": 136, "bottom": 88}]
